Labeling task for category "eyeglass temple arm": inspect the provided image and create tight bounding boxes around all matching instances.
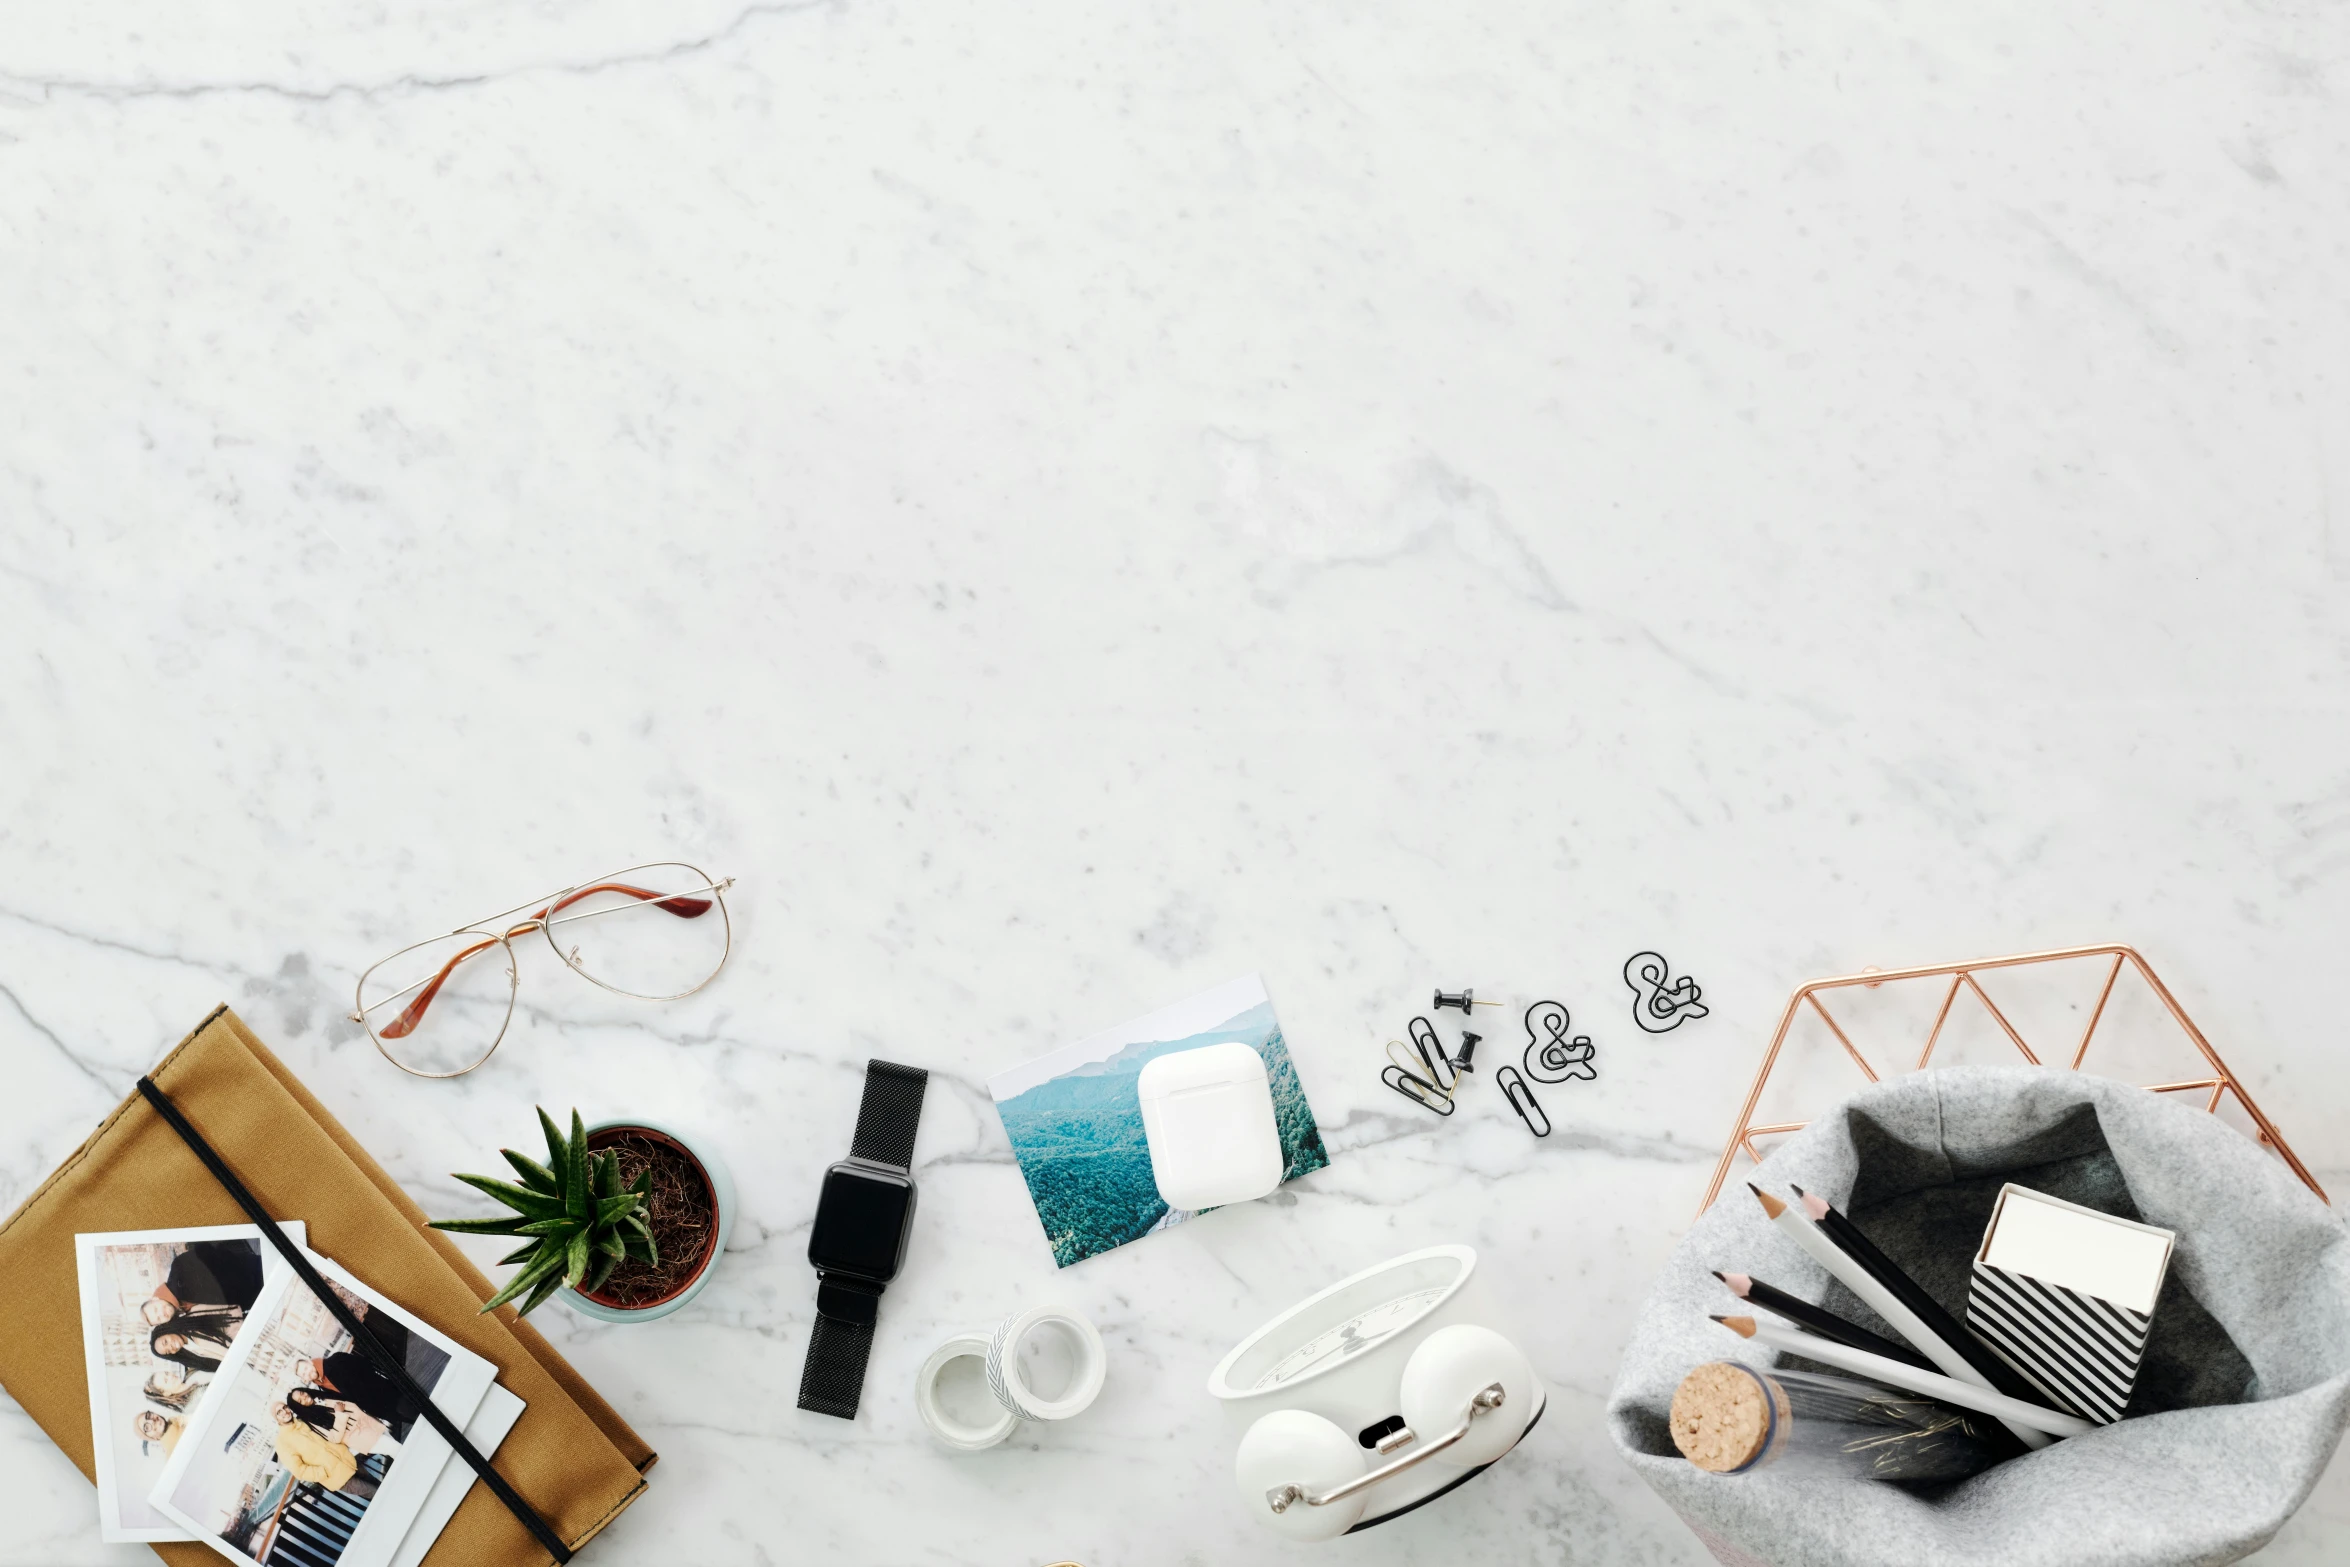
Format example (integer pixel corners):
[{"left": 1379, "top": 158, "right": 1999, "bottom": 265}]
[
  {"left": 536, "top": 882, "right": 716, "bottom": 923},
  {"left": 372, "top": 883, "right": 721, "bottom": 1035}
]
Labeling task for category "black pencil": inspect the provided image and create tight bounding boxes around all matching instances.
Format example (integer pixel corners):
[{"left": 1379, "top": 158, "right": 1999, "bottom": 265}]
[
  {"left": 1790, "top": 1184, "right": 2043, "bottom": 1407},
  {"left": 1712, "top": 1270, "right": 1937, "bottom": 1373}
]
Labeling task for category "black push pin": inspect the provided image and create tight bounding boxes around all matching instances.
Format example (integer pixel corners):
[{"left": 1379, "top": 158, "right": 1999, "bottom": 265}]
[
  {"left": 1434, "top": 988, "right": 1503, "bottom": 1013},
  {"left": 1451, "top": 1031, "right": 1483, "bottom": 1073}
]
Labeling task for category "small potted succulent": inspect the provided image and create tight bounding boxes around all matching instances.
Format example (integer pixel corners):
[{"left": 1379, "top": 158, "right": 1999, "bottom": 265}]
[{"left": 431, "top": 1108, "right": 735, "bottom": 1323}]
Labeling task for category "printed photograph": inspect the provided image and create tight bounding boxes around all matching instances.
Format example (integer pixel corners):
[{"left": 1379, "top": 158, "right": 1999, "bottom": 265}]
[
  {"left": 148, "top": 1253, "right": 490, "bottom": 1567},
  {"left": 75, "top": 1223, "right": 304, "bottom": 1542},
  {"left": 989, "top": 975, "right": 1330, "bottom": 1267}
]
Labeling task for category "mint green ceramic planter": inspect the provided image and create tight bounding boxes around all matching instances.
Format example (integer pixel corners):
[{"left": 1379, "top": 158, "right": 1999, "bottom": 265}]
[{"left": 559, "top": 1117, "right": 735, "bottom": 1324}]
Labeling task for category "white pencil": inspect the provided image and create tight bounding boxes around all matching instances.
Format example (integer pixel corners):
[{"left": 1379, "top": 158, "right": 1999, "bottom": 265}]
[
  {"left": 1713, "top": 1314, "right": 2093, "bottom": 1439},
  {"left": 1748, "top": 1183, "right": 2052, "bottom": 1451}
]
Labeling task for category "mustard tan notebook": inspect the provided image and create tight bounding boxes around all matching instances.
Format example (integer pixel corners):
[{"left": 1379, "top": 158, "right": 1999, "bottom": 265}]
[{"left": 0, "top": 1005, "right": 654, "bottom": 1566}]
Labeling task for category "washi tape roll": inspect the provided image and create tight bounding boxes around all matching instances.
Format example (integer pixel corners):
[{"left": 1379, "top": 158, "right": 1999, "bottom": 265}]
[
  {"left": 985, "top": 1305, "right": 1108, "bottom": 1423},
  {"left": 916, "top": 1332, "right": 1021, "bottom": 1450}
]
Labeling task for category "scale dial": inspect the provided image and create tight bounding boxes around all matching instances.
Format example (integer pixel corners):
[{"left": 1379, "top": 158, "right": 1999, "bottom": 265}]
[{"left": 1251, "top": 1286, "right": 1449, "bottom": 1391}]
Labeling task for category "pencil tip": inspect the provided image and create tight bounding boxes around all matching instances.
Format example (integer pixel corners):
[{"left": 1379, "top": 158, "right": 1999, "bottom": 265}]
[
  {"left": 1799, "top": 1190, "right": 1830, "bottom": 1222},
  {"left": 1747, "top": 1183, "right": 1786, "bottom": 1219},
  {"left": 1711, "top": 1314, "right": 1757, "bottom": 1338},
  {"left": 1721, "top": 1271, "right": 1751, "bottom": 1295}
]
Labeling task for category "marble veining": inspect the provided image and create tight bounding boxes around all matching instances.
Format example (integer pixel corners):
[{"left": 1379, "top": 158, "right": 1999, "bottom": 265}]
[{"left": 5, "top": 1, "right": 2350, "bottom": 1562}]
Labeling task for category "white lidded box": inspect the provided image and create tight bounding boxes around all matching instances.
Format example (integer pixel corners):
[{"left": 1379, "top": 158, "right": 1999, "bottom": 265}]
[
  {"left": 1137, "top": 1041, "right": 1285, "bottom": 1211},
  {"left": 1966, "top": 1183, "right": 2176, "bottom": 1425}
]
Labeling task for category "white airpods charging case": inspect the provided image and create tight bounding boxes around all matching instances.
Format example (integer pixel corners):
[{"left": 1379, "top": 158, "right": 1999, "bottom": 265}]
[{"left": 1137, "top": 1041, "right": 1286, "bottom": 1210}]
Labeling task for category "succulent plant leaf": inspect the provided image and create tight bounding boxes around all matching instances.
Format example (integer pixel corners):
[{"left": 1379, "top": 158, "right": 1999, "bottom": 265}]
[
  {"left": 479, "top": 1244, "right": 567, "bottom": 1312},
  {"left": 518, "top": 1269, "right": 568, "bottom": 1317},
  {"left": 427, "top": 1215, "right": 532, "bottom": 1236},
  {"left": 567, "top": 1112, "right": 590, "bottom": 1220},
  {"left": 449, "top": 1172, "right": 565, "bottom": 1219},
  {"left": 538, "top": 1107, "right": 567, "bottom": 1175},
  {"left": 442, "top": 1107, "right": 674, "bottom": 1318},
  {"left": 501, "top": 1148, "right": 558, "bottom": 1192}
]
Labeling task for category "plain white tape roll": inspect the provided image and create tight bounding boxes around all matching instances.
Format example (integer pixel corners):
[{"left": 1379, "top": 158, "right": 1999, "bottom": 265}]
[
  {"left": 917, "top": 1332, "right": 1021, "bottom": 1450},
  {"left": 985, "top": 1306, "right": 1108, "bottom": 1423}
]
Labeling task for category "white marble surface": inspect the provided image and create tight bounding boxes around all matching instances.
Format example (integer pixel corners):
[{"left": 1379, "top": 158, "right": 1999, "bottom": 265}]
[{"left": 5, "top": 2, "right": 2350, "bottom": 1562}]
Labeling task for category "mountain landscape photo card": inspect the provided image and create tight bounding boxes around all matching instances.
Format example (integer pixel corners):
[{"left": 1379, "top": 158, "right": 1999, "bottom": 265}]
[{"left": 988, "top": 975, "right": 1330, "bottom": 1268}]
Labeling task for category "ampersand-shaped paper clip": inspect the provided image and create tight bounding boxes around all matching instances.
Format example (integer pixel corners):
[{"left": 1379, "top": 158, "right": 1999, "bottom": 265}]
[
  {"left": 1521, "top": 999, "right": 1597, "bottom": 1084},
  {"left": 1624, "top": 951, "right": 1709, "bottom": 1033}
]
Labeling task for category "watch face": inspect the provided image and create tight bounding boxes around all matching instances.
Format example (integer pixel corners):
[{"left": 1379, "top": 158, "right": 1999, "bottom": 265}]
[
  {"left": 808, "top": 1164, "right": 916, "bottom": 1280},
  {"left": 1251, "top": 1286, "right": 1450, "bottom": 1391}
]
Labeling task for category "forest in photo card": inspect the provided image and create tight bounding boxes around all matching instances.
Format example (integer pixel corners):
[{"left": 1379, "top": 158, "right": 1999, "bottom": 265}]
[
  {"left": 75, "top": 1223, "right": 305, "bottom": 1542},
  {"left": 989, "top": 975, "right": 1329, "bottom": 1268}
]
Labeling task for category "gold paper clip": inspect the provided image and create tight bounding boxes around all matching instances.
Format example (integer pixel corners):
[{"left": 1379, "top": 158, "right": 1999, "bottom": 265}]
[{"left": 1382, "top": 1017, "right": 1460, "bottom": 1116}]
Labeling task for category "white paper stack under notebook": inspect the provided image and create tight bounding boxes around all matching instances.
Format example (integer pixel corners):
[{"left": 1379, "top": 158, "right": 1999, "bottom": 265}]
[{"left": 1966, "top": 1184, "right": 2175, "bottom": 1425}]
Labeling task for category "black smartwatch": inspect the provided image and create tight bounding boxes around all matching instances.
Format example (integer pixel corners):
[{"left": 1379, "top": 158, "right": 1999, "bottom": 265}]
[{"left": 798, "top": 1058, "right": 929, "bottom": 1419}]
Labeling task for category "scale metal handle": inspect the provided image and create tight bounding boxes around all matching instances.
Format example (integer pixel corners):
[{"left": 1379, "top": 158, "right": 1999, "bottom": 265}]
[{"left": 1264, "top": 1383, "right": 1506, "bottom": 1514}]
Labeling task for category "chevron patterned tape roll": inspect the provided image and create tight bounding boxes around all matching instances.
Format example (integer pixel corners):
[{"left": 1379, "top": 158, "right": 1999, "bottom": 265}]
[{"left": 985, "top": 1305, "right": 1109, "bottom": 1422}]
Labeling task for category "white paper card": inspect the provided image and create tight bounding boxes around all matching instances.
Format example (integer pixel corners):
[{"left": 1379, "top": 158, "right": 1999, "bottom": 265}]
[
  {"left": 385, "top": 1382, "right": 526, "bottom": 1567},
  {"left": 1979, "top": 1185, "right": 2174, "bottom": 1315},
  {"left": 75, "top": 1223, "right": 307, "bottom": 1542},
  {"left": 148, "top": 1249, "right": 494, "bottom": 1567}
]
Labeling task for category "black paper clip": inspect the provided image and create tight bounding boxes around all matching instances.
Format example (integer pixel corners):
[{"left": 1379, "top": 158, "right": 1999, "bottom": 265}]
[
  {"left": 1496, "top": 1066, "right": 1551, "bottom": 1137},
  {"left": 1382, "top": 1061, "right": 1456, "bottom": 1116},
  {"left": 1407, "top": 1016, "right": 1457, "bottom": 1095},
  {"left": 1382, "top": 1016, "right": 1460, "bottom": 1116}
]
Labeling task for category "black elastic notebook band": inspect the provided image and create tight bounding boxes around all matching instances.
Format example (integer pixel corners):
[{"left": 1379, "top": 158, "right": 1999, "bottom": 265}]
[{"left": 137, "top": 1077, "right": 573, "bottom": 1565}]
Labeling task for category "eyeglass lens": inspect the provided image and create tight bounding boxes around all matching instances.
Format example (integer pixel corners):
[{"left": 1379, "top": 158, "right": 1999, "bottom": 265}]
[
  {"left": 357, "top": 932, "right": 518, "bottom": 1078},
  {"left": 541, "top": 863, "right": 731, "bottom": 1001}
]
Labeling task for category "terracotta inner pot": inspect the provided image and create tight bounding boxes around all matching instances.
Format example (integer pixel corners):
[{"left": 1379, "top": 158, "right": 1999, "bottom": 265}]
[{"left": 577, "top": 1124, "right": 720, "bottom": 1311}]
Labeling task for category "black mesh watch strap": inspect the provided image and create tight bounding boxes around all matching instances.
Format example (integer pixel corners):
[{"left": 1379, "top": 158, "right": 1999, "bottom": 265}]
[
  {"left": 798, "top": 1311, "right": 877, "bottom": 1420},
  {"left": 848, "top": 1058, "right": 929, "bottom": 1170},
  {"left": 799, "top": 1060, "right": 928, "bottom": 1419}
]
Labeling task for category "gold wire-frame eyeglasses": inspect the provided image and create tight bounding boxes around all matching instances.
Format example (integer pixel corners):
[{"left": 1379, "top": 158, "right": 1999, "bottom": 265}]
[{"left": 347, "top": 862, "right": 736, "bottom": 1079}]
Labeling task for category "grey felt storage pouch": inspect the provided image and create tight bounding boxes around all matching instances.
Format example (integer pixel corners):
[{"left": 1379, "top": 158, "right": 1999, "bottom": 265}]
[{"left": 1608, "top": 1066, "right": 2350, "bottom": 1567}]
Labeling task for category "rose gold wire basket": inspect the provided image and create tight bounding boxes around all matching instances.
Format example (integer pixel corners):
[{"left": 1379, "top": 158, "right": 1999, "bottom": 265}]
[{"left": 1697, "top": 943, "right": 2327, "bottom": 1217}]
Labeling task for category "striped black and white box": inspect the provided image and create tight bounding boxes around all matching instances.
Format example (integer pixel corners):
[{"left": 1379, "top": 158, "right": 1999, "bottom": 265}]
[{"left": 1965, "top": 1184, "right": 2174, "bottom": 1426}]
